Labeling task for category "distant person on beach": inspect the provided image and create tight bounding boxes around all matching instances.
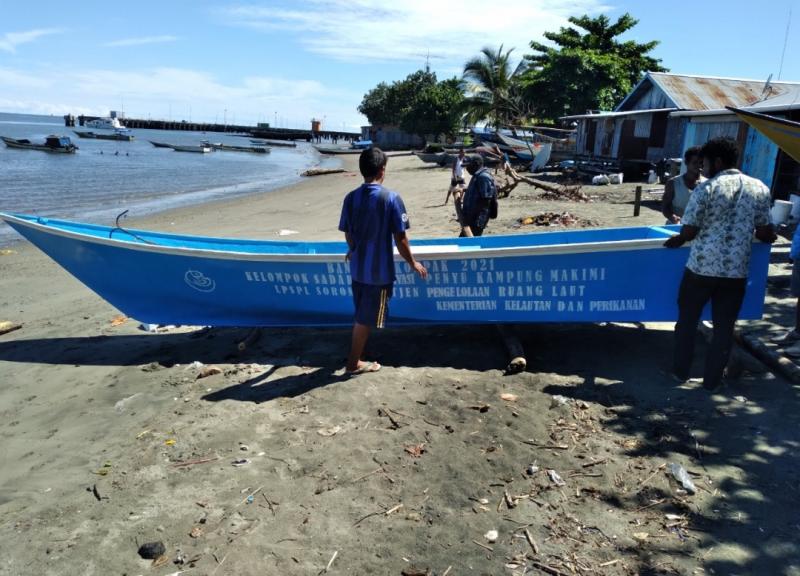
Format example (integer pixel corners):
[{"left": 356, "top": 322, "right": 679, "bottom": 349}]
[
  {"left": 444, "top": 149, "right": 466, "bottom": 205},
  {"left": 339, "top": 147, "right": 428, "bottom": 375},
  {"left": 662, "top": 146, "right": 704, "bottom": 224},
  {"left": 460, "top": 155, "right": 498, "bottom": 237},
  {"left": 664, "top": 137, "right": 775, "bottom": 390}
]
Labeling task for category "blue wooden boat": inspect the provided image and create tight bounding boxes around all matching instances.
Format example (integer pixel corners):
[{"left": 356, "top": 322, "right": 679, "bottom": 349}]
[{"left": 0, "top": 213, "right": 771, "bottom": 327}]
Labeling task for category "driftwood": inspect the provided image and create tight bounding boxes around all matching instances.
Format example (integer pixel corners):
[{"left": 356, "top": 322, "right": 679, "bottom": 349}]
[
  {"left": 494, "top": 165, "right": 588, "bottom": 201},
  {"left": 0, "top": 321, "right": 22, "bottom": 336},
  {"left": 301, "top": 168, "right": 347, "bottom": 177}
]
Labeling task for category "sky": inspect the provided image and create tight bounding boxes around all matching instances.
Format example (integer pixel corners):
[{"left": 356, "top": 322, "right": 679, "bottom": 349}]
[{"left": 1, "top": 0, "right": 798, "bottom": 132}]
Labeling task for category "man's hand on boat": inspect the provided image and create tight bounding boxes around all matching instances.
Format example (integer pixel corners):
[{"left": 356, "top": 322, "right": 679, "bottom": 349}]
[{"left": 663, "top": 225, "right": 699, "bottom": 248}]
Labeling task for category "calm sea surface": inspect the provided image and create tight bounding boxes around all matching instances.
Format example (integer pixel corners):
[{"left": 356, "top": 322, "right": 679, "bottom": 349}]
[{"left": 0, "top": 112, "right": 338, "bottom": 246}]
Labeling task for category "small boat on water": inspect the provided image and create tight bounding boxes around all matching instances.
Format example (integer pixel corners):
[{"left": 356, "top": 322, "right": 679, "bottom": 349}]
[
  {"left": 73, "top": 130, "right": 134, "bottom": 142},
  {"left": 207, "top": 142, "right": 270, "bottom": 154},
  {"left": 314, "top": 139, "right": 373, "bottom": 155},
  {"left": 148, "top": 140, "right": 173, "bottom": 148},
  {"left": 251, "top": 138, "right": 296, "bottom": 148},
  {"left": 170, "top": 144, "right": 213, "bottom": 153},
  {"left": 1, "top": 135, "right": 78, "bottom": 153},
  {"left": 0, "top": 213, "right": 771, "bottom": 327},
  {"left": 85, "top": 117, "right": 131, "bottom": 134}
]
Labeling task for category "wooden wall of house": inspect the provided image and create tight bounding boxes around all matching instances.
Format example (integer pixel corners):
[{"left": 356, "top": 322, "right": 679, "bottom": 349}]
[{"left": 623, "top": 82, "right": 673, "bottom": 111}]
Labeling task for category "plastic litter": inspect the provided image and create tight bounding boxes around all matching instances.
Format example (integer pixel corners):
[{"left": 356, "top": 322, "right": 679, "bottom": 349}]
[
  {"left": 484, "top": 529, "right": 498, "bottom": 543},
  {"left": 592, "top": 174, "right": 610, "bottom": 185},
  {"left": 547, "top": 469, "right": 566, "bottom": 486},
  {"left": 526, "top": 463, "right": 540, "bottom": 476},
  {"left": 550, "top": 395, "right": 570, "bottom": 407},
  {"left": 667, "top": 462, "right": 696, "bottom": 494}
]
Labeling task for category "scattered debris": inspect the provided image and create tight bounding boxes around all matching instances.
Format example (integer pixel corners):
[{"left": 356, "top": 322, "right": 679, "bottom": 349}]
[
  {"left": 547, "top": 469, "right": 566, "bottom": 486},
  {"left": 137, "top": 541, "right": 166, "bottom": 560},
  {"left": 189, "top": 526, "right": 203, "bottom": 538},
  {"left": 550, "top": 395, "right": 570, "bottom": 407},
  {"left": 317, "top": 425, "right": 342, "bottom": 437},
  {"left": 109, "top": 315, "right": 127, "bottom": 326},
  {"left": 667, "top": 462, "right": 697, "bottom": 494},
  {"left": 0, "top": 321, "right": 22, "bottom": 336},
  {"left": 632, "top": 532, "right": 650, "bottom": 542},
  {"left": 114, "top": 393, "right": 142, "bottom": 413},
  {"left": 404, "top": 443, "right": 426, "bottom": 458},
  {"left": 197, "top": 365, "right": 223, "bottom": 379},
  {"left": 231, "top": 459, "right": 251, "bottom": 467},
  {"left": 519, "top": 212, "right": 596, "bottom": 228},
  {"left": 500, "top": 393, "right": 518, "bottom": 402},
  {"left": 526, "top": 463, "right": 540, "bottom": 476},
  {"left": 484, "top": 529, "right": 499, "bottom": 543}
]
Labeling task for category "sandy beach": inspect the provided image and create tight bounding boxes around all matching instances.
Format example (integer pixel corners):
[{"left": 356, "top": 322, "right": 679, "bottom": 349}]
[{"left": 2, "top": 154, "right": 800, "bottom": 575}]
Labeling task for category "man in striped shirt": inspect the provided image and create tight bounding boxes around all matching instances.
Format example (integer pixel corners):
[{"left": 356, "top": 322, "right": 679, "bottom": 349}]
[{"left": 339, "top": 148, "right": 428, "bottom": 375}]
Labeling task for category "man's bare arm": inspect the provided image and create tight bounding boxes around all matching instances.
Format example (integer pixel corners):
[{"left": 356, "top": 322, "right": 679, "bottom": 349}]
[
  {"left": 393, "top": 232, "right": 427, "bottom": 279},
  {"left": 661, "top": 179, "right": 677, "bottom": 222}
]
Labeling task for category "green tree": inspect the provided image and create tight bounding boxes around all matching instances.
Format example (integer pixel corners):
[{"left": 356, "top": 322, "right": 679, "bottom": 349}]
[
  {"left": 462, "top": 45, "right": 528, "bottom": 128},
  {"left": 358, "top": 70, "right": 464, "bottom": 143},
  {"left": 522, "top": 13, "right": 667, "bottom": 121},
  {"left": 401, "top": 77, "right": 464, "bottom": 142}
]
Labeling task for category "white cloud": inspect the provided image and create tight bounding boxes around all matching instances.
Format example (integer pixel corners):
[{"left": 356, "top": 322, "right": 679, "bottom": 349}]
[
  {"left": 104, "top": 35, "right": 178, "bottom": 47},
  {"left": 218, "top": 0, "right": 610, "bottom": 68},
  {"left": 0, "top": 28, "right": 63, "bottom": 53},
  {"left": 0, "top": 65, "right": 366, "bottom": 130}
]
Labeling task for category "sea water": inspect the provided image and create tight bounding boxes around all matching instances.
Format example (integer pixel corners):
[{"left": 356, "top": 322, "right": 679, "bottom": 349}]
[{"left": 0, "top": 112, "right": 338, "bottom": 245}]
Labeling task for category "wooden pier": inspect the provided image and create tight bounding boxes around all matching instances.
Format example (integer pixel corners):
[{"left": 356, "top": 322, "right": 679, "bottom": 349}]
[{"left": 63, "top": 114, "right": 360, "bottom": 143}]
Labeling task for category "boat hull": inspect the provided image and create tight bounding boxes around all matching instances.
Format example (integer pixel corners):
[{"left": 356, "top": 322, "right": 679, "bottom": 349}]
[{"left": 0, "top": 214, "right": 771, "bottom": 327}]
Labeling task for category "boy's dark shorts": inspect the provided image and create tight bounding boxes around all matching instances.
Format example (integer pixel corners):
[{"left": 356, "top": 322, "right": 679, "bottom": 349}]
[
  {"left": 450, "top": 177, "right": 465, "bottom": 187},
  {"left": 352, "top": 281, "right": 393, "bottom": 328}
]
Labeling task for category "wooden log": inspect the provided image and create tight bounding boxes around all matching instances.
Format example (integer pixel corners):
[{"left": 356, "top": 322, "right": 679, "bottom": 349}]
[
  {"left": 301, "top": 168, "right": 347, "bottom": 177},
  {"left": 0, "top": 321, "right": 22, "bottom": 336},
  {"left": 237, "top": 328, "right": 262, "bottom": 352},
  {"left": 737, "top": 331, "right": 800, "bottom": 383},
  {"left": 634, "top": 185, "right": 642, "bottom": 217},
  {"left": 496, "top": 324, "right": 526, "bottom": 374}
]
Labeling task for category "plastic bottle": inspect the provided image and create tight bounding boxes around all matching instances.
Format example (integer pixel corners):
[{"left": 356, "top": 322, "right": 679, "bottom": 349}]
[{"left": 668, "top": 462, "right": 697, "bottom": 494}]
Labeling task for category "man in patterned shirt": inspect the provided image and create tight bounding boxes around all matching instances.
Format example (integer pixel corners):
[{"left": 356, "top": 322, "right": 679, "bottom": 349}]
[{"left": 664, "top": 137, "right": 776, "bottom": 390}]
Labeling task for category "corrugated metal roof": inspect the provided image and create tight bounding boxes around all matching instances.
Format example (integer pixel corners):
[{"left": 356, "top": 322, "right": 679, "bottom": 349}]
[
  {"left": 561, "top": 108, "right": 676, "bottom": 120},
  {"left": 641, "top": 73, "right": 800, "bottom": 111}
]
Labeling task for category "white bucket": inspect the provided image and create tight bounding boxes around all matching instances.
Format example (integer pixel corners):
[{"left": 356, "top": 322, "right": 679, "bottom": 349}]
[
  {"left": 790, "top": 194, "right": 800, "bottom": 219},
  {"left": 771, "top": 199, "right": 792, "bottom": 224}
]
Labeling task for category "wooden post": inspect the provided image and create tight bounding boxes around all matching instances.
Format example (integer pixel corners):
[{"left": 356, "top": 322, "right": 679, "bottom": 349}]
[
  {"left": 633, "top": 185, "right": 642, "bottom": 217},
  {"left": 496, "top": 324, "right": 526, "bottom": 374}
]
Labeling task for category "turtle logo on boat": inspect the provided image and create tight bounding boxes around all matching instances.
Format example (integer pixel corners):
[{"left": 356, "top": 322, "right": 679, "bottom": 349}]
[{"left": 185, "top": 270, "right": 216, "bottom": 292}]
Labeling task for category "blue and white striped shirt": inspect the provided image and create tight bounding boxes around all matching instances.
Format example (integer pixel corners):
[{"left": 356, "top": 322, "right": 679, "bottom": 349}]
[{"left": 339, "top": 183, "right": 410, "bottom": 286}]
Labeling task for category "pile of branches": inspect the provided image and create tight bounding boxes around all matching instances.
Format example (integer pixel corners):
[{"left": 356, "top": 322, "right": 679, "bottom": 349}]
[
  {"left": 518, "top": 211, "right": 597, "bottom": 228},
  {"left": 495, "top": 165, "right": 589, "bottom": 202}
]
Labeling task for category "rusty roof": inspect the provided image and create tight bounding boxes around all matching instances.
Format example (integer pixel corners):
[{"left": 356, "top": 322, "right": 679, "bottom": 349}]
[{"left": 618, "top": 73, "right": 800, "bottom": 112}]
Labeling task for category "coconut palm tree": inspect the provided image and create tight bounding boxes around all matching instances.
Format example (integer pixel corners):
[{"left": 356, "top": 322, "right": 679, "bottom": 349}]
[{"left": 461, "top": 45, "right": 529, "bottom": 129}]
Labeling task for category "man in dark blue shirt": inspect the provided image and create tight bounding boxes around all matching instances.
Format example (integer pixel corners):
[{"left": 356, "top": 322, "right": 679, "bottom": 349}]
[
  {"left": 460, "top": 155, "right": 497, "bottom": 237},
  {"left": 339, "top": 148, "right": 427, "bottom": 374}
]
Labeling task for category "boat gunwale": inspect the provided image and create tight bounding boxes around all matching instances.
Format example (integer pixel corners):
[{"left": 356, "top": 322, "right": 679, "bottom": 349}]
[{"left": 0, "top": 213, "right": 692, "bottom": 263}]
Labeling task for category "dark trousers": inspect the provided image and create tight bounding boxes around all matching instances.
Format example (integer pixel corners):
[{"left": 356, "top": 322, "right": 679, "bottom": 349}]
[{"left": 673, "top": 269, "right": 747, "bottom": 388}]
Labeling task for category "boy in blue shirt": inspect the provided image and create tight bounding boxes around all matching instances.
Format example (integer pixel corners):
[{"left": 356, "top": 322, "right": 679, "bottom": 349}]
[{"left": 339, "top": 148, "right": 427, "bottom": 374}]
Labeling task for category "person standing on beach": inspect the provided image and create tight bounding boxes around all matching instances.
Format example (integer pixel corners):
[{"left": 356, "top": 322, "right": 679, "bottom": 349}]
[
  {"left": 460, "top": 155, "right": 498, "bottom": 237},
  {"left": 444, "top": 149, "right": 466, "bottom": 205},
  {"left": 662, "top": 146, "right": 705, "bottom": 224},
  {"left": 339, "top": 147, "right": 428, "bottom": 375},
  {"left": 664, "top": 137, "right": 775, "bottom": 390}
]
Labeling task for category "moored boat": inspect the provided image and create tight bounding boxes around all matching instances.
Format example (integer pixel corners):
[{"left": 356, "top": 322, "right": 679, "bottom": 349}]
[
  {"left": 148, "top": 140, "right": 173, "bottom": 148},
  {"left": 0, "top": 212, "right": 771, "bottom": 327},
  {"left": 251, "top": 138, "right": 296, "bottom": 148},
  {"left": 73, "top": 130, "right": 134, "bottom": 142},
  {"left": 170, "top": 144, "right": 213, "bottom": 153},
  {"left": 85, "top": 117, "right": 131, "bottom": 134},
  {"left": 1, "top": 135, "right": 78, "bottom": 153},
  {"left": 208, "top": 142, "right": 269, "bottom": 154}
]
